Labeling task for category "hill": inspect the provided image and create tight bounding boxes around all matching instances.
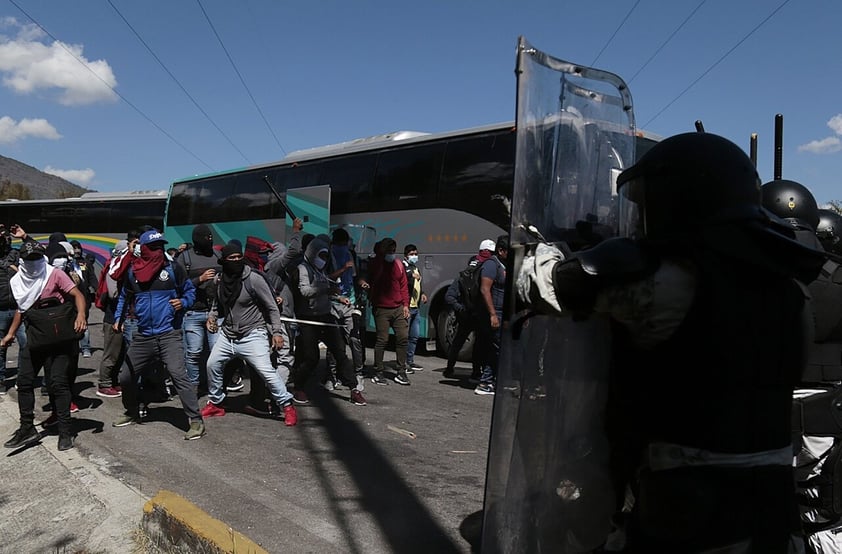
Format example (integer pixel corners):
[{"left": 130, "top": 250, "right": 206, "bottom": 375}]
[{"left": 0, "top": 154, "right": 91, "bottom": 199}]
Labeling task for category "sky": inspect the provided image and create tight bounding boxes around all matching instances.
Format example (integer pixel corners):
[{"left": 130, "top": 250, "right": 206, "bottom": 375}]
[{"left": 0, "top": 0, "right": 840, "bottom": 204}]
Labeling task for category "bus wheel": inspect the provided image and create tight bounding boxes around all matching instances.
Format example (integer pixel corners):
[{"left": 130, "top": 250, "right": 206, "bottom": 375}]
[{"left": 436, "top": 307, "right": 474, "bottom": 362}]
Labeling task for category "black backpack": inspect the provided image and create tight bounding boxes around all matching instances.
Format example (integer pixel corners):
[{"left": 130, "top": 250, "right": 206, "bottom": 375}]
[{"left": 457, "top": 262, "right": 484, "bottom": 313}]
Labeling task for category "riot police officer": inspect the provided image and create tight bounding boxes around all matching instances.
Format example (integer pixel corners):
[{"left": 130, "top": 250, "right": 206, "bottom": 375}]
[
  {"left": 763, "top": 180, "right": 842, "bottom": 553},
  {"left": 518, "top": 132, "right": 825, "bottom": 552}
]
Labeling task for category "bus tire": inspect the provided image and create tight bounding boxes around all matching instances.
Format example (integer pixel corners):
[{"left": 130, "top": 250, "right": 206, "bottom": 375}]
[{"left": 436, "top": 307, "right": 474, "bottom": 362}]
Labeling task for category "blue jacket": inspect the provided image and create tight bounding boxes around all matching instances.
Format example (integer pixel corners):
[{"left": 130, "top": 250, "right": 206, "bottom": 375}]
[{"left": 115, "top": 263, "right": 195, "bottom": 337}]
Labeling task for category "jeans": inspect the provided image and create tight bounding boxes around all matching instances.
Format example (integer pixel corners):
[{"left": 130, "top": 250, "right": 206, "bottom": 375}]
[
  {"left": 79, "top": 328, "right": 91, "bottom": 353},
  {"left": 206, "top": 327, "right": 293, "bottom": 407},
  {"left": 99, "top": 322, "right": 125, "bottom": 388},
  {"left": 295, "top": 314, "right": 357, "bottom": 390},
  {"left": 0, "top": 307, "right": 26, "bottom": 382},
  {"left": 183, "top": 310, "right": 219, "bottom": 386},
  {"left": 373, "top": 306, "right": 408, "bottom": 372},
  {"left": 119, "top": 329, "right": 200, "bottom": 421},
  {"left": 17, "top": 340, "right": 76, "bottom": 434},
  {"left": 407, "top": 306, "right": 420, "bottom": 365},
  {"left": 475, "top": 309, "right": 502, "bottom": 385}
]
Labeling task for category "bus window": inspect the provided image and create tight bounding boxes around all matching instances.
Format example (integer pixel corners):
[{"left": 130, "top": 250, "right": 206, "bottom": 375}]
[
  {"left": 372, "top": 143, "right": 444, "bottom": 211},
  {"left": 440, "top": 132, "right": 515, "bottom": 230},
  {"left": 223, "top": 172, "right": 284, "bottom": 222},
  {"left": 168, "top": 178, "right": 232, "bottom": 227},
  {"left": 319, "top": 154, "right": 377, "bottom": 214}
]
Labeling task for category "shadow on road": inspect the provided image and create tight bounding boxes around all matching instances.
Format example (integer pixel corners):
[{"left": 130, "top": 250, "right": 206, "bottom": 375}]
[{"left": 305, "top": 390, "right": 464, "bottom": 553}]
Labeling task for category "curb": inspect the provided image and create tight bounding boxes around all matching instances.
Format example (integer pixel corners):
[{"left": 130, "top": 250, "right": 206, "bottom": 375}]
[{"left": 143, "top": 490, "right": 269, "bottom": 554}]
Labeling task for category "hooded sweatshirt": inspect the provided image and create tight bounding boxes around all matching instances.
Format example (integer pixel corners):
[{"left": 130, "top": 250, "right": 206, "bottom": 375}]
[{"left": 294, "top": 238, "right": 332, "bottom": 317}]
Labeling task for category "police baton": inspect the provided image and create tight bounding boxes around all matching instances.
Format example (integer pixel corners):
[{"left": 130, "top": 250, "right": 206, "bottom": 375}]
[{"left": 262, "top": 175, "right": 298, "bottom": 221}]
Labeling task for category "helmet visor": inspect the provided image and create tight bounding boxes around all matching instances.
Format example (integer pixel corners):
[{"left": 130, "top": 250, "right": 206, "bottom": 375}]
[{"left": 617, "top": 175, "right": 645, "bottom": 239}]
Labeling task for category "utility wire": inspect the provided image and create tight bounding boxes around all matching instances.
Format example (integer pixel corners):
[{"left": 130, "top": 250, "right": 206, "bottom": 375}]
[
  {"left": 628, "top": 0, "right": 707, "bottom": 85},
  {"left": 195, "top": 0, "right": 286, "bottom": 156},
  {"left": 7, "top": 0, "right": 214, "bottom": 172},
  {"left": 591, "top": 0, "right": 641, "bottom": 66},
  {"left": 642, "top": 0, "right": 792, "bottom": 128},
  {"left": 106, "top": 0, "right": 251, "bottom": 164}
]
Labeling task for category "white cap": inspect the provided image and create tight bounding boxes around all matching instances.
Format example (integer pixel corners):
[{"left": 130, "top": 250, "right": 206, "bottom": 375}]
[{"left": 479, "top": 239, "right": 496, "bottom": 252}]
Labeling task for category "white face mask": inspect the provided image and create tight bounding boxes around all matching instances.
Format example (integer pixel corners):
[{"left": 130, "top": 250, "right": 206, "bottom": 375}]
[
  {"left": 407, "top": 255, "right": 418, "bottom": 265},
  {"left": 51, "top": 257, "right": 68, "bottom": 269},
  {"left": 384, "top": 253, "right": 396, "bottom": 263},
  {"left": 133, "top": 244, "right": 141, "bottom": 257},
  {"left": 313, "top": 257, "right": 327, "bottom": 270}
]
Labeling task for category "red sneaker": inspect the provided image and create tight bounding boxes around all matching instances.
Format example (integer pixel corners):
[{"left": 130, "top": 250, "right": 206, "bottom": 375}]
[
  {"left": 96, "top": 387, "right": 122, "bottom": 398},
  {"left": 70, "top": 402, "right": 79, "bottom": 414},
  {"left": 283, "top": 403, "right": 298, "bottom": 427},
  {"left": 200, "top": 401, "right": 226, "bottom": 418}
]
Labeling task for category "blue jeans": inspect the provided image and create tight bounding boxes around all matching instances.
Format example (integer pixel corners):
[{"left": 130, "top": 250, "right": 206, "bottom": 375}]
[
  {"left": 206, "top": 327, "right": 292, "bottom": 406},
  {"left": 79, "top": 328, "right": 91, "bottom": 352},
  {"left": 407, "top": 307, "right": 420, "bottom": 365},
  {"left": 0, "top": 308, "right": 27, "bottom": 382},
  {"left": 182, "top": 310, "right": 219, "bottom": 386},
  {"left": 477, "top": 309, "right": 502, "bottom": 385}
]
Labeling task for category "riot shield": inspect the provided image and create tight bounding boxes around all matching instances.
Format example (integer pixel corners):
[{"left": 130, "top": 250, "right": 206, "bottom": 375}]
[{"left": 481, "top": 37, "right": 635, "bottom": 553}]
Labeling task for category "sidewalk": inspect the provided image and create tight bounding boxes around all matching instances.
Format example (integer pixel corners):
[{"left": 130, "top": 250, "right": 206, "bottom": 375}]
[{"left": 0, "top": 392, "right": 147, "bottom": 553}]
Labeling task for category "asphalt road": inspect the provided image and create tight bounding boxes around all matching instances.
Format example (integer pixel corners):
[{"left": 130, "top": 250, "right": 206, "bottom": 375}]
[{"left": 8, "top": 309, "right": 492, "bottom": 553}]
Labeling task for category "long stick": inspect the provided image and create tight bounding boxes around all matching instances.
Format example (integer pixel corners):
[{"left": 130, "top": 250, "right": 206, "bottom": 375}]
[{"left": 262, "top": 175, "right": 297, "bottom": 220}]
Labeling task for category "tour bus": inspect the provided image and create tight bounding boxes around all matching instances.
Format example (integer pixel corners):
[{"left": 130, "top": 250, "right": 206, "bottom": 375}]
[
  {"left": 164, "top": 122, "right": 658, "bottom": 357},
  {"left": 0, "top": 190, "right": 167, "bottom": 267}
]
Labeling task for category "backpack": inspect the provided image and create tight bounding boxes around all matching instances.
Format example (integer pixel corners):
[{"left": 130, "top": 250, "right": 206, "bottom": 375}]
[
  {"left": 457, "top": 262, "right": 484, "bottom": 313},
  {"left": 94, "top": 263, "right": 111, "bottom": 311}
]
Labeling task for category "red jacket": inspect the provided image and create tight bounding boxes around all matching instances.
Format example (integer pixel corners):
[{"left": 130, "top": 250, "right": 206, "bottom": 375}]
[{"left": 368, "top": 256, "right": 409, "bottom": 309}]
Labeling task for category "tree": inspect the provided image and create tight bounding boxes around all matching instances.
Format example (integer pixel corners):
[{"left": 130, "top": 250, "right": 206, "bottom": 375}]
[
  {"left": 826, "top": 201, "right": 842, "bottom": 214},
  {"left": 0, "top": 179, "right": 32, "bottom": 200}
]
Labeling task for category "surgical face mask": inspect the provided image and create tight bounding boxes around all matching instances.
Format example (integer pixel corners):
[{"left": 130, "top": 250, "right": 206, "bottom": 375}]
[
  {"left": 313, "top": 257, "right": 327, "bottom": 270},
  {"left": 407, "top": 255, "right": 418, "bottom": 265},
  {"left": 133, "top": 244, "right": 141, "bottom": 257},
  {"left": 384, "top": 253, "right": 396, "bottom": 263},
  {"left": 52, "top": 257, "right": 68, "bottom": 269}
]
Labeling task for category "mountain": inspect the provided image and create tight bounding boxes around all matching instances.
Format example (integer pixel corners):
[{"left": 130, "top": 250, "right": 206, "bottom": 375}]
[{"left": 0, "top": 154, "right": 91, "bottom": 199}]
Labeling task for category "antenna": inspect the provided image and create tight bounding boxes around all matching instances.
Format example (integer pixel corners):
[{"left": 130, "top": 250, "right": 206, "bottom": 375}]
[{"left": 773, "top": 113, "right": 783, "bottom": 180}]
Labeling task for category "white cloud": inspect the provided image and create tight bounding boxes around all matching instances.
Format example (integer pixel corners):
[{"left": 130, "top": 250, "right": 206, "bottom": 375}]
[
  {"left": 828, "top": 114, "right": 842, "bottom": 136},
  {"left": 798, "top": 136, "right": 842, "bottom": 154},
  {"left": 0, "top": 19, "right": 117, "bottom": 106},
  {"left": 43, "top": 166, "right": 95, "bottom": 186},
  {"left": 0, "top": 115, "right": 61, "bottom": 144}
]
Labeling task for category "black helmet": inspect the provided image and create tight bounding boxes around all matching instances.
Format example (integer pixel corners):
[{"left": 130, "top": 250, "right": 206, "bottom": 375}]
[
  {"left": 760, "top": 179, "right": 819, "bottom": 231},
  {"left": 817, "top": 208, "right": 842, "bottom": 254},
  {"left": 616, "top": 132, "right": 761, "bottom": 240}
]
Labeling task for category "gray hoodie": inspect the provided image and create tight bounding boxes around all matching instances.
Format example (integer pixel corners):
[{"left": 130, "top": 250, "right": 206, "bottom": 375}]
[
  {"left": 295, "top": 238, "right": 332, "bottom": 317},
  {"left": 211, "top": 265, "right": 283, "bottom": 338}
]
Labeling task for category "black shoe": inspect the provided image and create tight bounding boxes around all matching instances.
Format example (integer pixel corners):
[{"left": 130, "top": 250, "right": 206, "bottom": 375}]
[
  {"left": 370, "top": 373, "right": 389, "bottom": 386},
  {"left": 394, "top": 372, "right": 411, "bottom": 386},
  {"left": 138, "top": 403, "right": 148, "bottom": 419},
  {"left": 443, "top": 367, "right": 455, "bottom": 378},
  {"left": 58, "top": 433, "right": 75, "bottom": 451},
  {"left": 4, "top": 425, "right": 39, "bottom": 448}
]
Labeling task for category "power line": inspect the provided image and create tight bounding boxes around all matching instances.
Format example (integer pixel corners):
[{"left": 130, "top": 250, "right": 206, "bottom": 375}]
[
  {"left": 642, "top": 0, "right": 792, "bottom": 128},
  {"left": 106, "top": 0, "right": 252, "bottom": 165},
  {"left": 7, "top": 0, "right": 215, "bottom": 172},
  {"left": 591, "top": 0, "right": 641, "bottom": 66},
  {"left": 195, "top": 0, "right": 286, "bottom": 156},
  {"left": 628, "top": 0, "right": 708, "bottom": 85}
]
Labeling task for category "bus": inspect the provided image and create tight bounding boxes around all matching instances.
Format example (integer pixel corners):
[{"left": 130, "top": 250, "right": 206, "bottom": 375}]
[
  {"left": 164, "top": 122, "right": 658, "bottom": 358},
  {"left": 0, "top": 190, "right": 168, "bottom": 267}
]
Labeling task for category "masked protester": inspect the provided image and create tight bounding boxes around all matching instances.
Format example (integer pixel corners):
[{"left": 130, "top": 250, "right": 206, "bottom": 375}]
[
  {"left": 175, "top": 224, "right": 223, "bottom": 390},
  {"left": 2, "top": 239, "right": 88, "bottom": 452},
  {"left": 200, "top": 242, "right": 298, "bottom": 426},
  {"left": 112, "top": 229, "right": 204, "bottom": 441}
]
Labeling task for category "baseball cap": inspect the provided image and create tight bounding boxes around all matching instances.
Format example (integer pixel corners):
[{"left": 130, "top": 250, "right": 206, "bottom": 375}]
[
  {"left": 20, "top": 241, "right": 46, "bottom": 260},
  {"left": 139, "top": 230, "right": 168, "bottom": 246},
  {"left": 479, "top": 239, "right": 496, "bottom": 252}
]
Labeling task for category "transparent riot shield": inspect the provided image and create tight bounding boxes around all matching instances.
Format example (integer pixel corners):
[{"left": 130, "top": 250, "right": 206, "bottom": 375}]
[{"left": 481, "top": 37, "right": 635, "bottom": 553}]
